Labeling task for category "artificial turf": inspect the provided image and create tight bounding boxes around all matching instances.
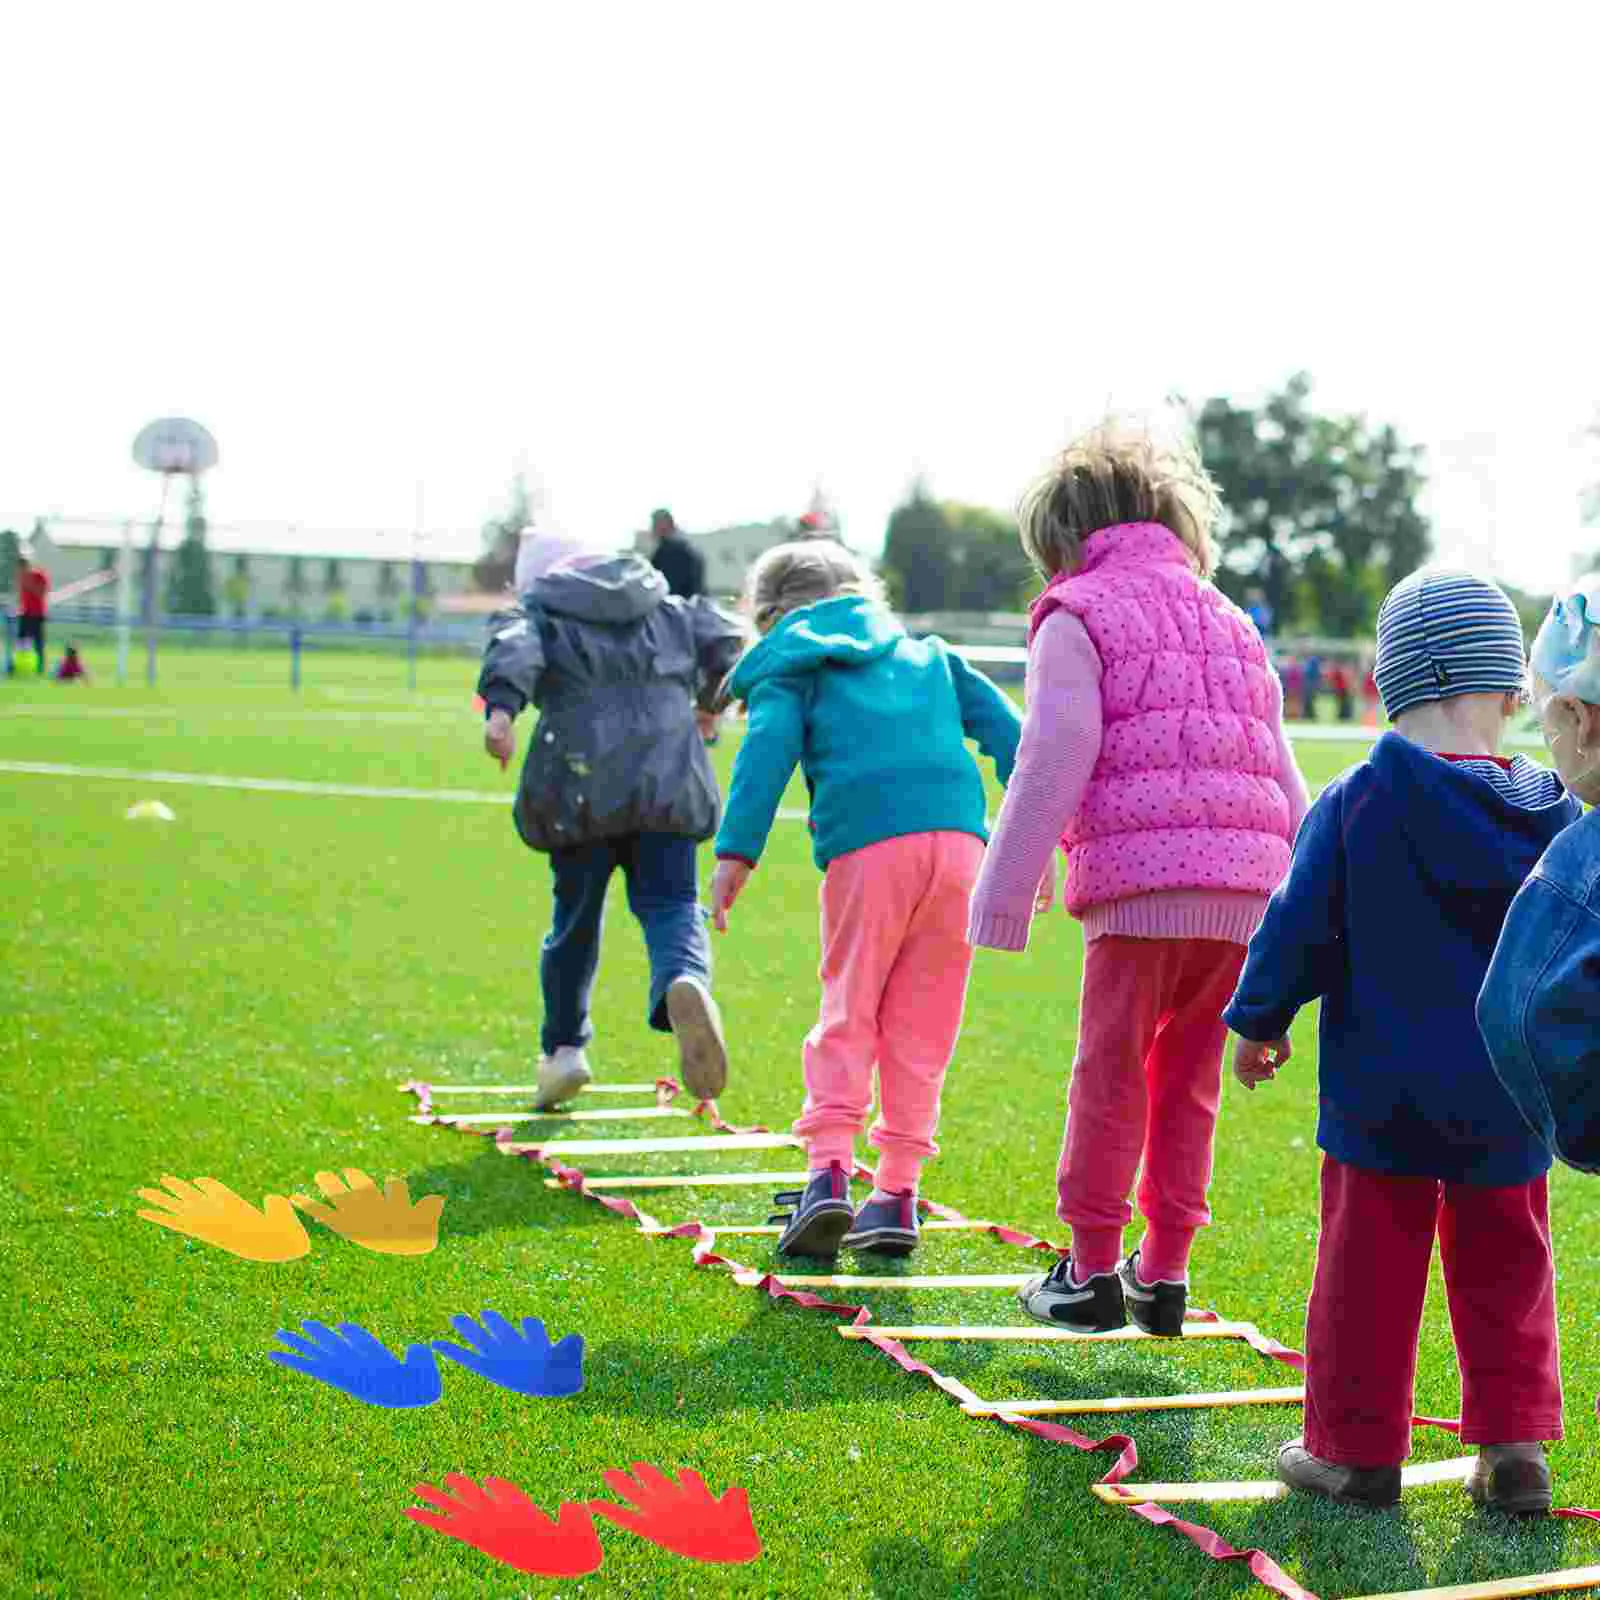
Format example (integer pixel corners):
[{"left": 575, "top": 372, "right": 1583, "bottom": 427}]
[{"left": 4, "top": 650, "right": 1599, "bottom": 1599}]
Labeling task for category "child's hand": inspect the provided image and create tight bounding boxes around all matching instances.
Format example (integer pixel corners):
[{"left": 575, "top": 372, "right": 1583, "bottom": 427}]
[
  {"left": 485, "top": 710, "right": 516, "bottom": 770},
  {"left": 709, "top": 860, "right": 751, "bottom": 932},
  {"left": 695, "top": 709, "right": 722, "bottom": 744},
  {"left": 1035, "top": 858, "right": 1056, "bottom": 916},
  {"left": 1233, "top": 1035, "right": 1291, "bottom": 1092}
]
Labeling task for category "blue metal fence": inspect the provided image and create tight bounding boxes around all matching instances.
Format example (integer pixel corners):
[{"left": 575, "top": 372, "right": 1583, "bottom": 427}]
[{"left": 3, "top": 605, "right": 498, "bottom": 689}]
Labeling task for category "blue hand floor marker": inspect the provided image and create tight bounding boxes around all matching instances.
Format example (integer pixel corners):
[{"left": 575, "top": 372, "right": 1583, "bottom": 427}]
[
  {"left": 270, "top": 1320, "right": 442, "bottom": 1408},
  {"left": 433, "top": 1311, "right": 586, "bottom": 1398}
]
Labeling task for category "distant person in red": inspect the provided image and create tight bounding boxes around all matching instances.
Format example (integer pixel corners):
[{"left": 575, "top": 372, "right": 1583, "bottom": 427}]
[
  {"left": 13, "top": 554, "right": 49, "bottom": 675},
  {"left": 53, "top": 644, "right": 87, "bottom": 682},
  {"left": 1328, "top": 661, "right": 1354, "bottom": 721}
]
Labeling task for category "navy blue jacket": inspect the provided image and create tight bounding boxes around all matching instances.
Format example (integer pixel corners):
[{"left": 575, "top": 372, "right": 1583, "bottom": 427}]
[
  {"left": 1224, "top": 733, "right": 1580, "bottom": 1183},
  {"left": 1478, "top": 806, "right": 1600, "bottom": 1173}
]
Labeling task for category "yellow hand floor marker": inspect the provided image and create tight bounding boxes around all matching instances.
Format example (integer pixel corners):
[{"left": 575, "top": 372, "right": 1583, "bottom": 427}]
[{"left": 290, "top": 1168, "right": 444, "bottom": 1257}]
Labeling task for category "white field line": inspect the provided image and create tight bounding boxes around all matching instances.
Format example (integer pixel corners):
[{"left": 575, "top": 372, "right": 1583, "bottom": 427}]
[
  {"left": 0, "top": 706, "right": 453, "bottom": 725},
  {"left": 0, "top": 759, "right": 811, "bottom": 817}
]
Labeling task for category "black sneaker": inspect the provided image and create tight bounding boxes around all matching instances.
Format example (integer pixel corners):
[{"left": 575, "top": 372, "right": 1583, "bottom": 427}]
[
  {"left": 1277, "top": 1439, "right": 1401, "bottom": 1508},
  {"left": 1118, "top": 1249, "right": 1187, "bottom": 1337},
  {"left": 841, "top": 1191, "right": 919, "bottom": 1257},
  {"left": 1017, "top": 1252, "right": 1126, "bottom": 1332},
  {"left": 769, "top": 1164, "right": 854, "bottom": 1258}
]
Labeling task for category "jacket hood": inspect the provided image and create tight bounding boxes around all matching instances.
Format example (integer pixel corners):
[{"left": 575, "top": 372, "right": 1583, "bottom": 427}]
[
  {"left": 728, "top": 595, "right": 904, "bottom": 697},
  {"left": 1367, "top": 732, "right": 1573, "bottom": 894},
  {"left": 529, "top": 554, "right": 666, "bottom": 625}
]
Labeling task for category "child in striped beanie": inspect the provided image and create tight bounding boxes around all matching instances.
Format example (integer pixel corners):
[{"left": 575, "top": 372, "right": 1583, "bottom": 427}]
[{"left": 1227, "top": 567, "right": 1580, "bottom": 1515}]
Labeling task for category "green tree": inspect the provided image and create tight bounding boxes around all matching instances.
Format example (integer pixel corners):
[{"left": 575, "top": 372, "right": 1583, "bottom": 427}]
[
  {"left": 942, "top": 502, "right": 1035, "bottom": 612},
  {"left": 410, "top": 560, "right": 435, "bottom": 622},
  {"left": 285, "top": 556, "right": 308, "bottom": 618},
  {"left": 473, "top": 474, "right": 533, "bottom": 592},
  {"left": 323, "top": 558, "right": 350, "bottom": 622},
  {"left": 0, "top": 529, "right": 19, "bottom": 593},
  {"left": 223, "top": 554, "right": 251, "bottom": 620},
  {"left": 1191, "top": 373, "right": 1431, "bottom": 636},
  {"left": 165, "top": 478, "right": 216, "bottom": 615},
  {"left": 881, "top": 484, "right": 1035, "bottom": 613},
  {"left": 881, "top": 481, "right": 955, "bottom": 612}
]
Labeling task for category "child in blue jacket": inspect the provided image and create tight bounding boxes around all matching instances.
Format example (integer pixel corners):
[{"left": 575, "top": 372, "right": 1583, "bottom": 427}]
[
  {"left": 1480, "top": 578, "right": 1600, "bottom": 1173},
  {"left": 1226, "top": 570, "right": 1580, "bottom": 1515},
  {"left": 708, "top": 541, "right": 1023, "bottom": 1258}
]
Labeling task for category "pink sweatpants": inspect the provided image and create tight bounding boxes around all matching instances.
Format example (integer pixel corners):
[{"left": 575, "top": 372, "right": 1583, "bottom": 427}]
[
  {"left": 794, "top": 831, "right": 983, "bottom": 1193},
  {"left": 1057, "top": 935, "right": 1246, "bottom": 1281}
]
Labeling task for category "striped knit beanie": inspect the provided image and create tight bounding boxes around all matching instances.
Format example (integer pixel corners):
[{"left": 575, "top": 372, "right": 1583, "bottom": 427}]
[{"left": 1374, "top": 568, "right": 1527, "bottom": 720}]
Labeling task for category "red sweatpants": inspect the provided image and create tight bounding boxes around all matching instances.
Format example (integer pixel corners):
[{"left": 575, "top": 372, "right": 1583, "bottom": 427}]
[
  {"left": 1057, "top": 936, "right": 1246, "bottom": 1281},
  {"left": 1304, "top": 1155, "right": 1563, "bottom": 1465}
]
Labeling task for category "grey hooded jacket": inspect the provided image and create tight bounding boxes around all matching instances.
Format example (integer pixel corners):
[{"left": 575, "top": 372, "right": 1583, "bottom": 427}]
[{"left": 477, "top": 554, "right": 746, "bottom": 853}]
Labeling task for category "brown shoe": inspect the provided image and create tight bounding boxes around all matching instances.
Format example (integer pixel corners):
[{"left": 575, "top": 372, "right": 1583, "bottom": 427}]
[
  {"left": 1276, "top": 1439, "right": 1401, "bottom": 1508},
  {"left": 1466, "top": 1443, "right": 1551, "bottom": 1516},
  {"left": 665, "top": 976, "right": 728, "bottom": 1100}
]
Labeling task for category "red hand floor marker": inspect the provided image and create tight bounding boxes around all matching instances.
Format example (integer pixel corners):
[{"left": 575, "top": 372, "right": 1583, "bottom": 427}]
[
  {"left": 405, "top": 1475, "right": 602, "bottom": 1577},
  {"left": 589, "top": 1463, "right": 761, "bottom": 1565}
]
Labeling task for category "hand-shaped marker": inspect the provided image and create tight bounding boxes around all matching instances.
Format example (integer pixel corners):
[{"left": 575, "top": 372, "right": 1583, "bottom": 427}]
[
  {"left": 405, "top": 1475, "right": 602, "bottom": 1577},
  {"left": 432, "top": 1311, "right": 585, "bottom": 1397},
  {"left": 590, "top": 1464, "right": 761, "bottom": 1564},
  {"left": 269, "top": 1320, "right": 442, "bottom": 1408},
  {"left": 136, "top": 1175, "right": 310, "bottom": 1262},
  {"left": 290, "top": 1168, "right": 444, "bottom": 1256}
]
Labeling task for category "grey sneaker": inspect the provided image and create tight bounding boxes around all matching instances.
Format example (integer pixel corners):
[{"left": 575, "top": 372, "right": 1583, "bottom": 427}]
[
  {"left": 841, "top": 1190, "right": 919, "bottom": 1257},
  {"left": 666, "top": 976, "right": 728, "bottom": 1100},
  {"left": 1276, "top": 1439, "right": 1401, "bottom": 1508},
  {"left": 534, "top": 1046, "right": 592, "bottom": 1111},
  {"left": 1118, "top": 1249, "right": 1187, "bottom": 1337},
  {"left": 1465, "top": 1443, "right": 1552, "bottom": 1516},
  {"left": 770, "top": 1164, "right": 854, "bottom": 1258},
  {"left": 1017, "top": 1252, "right": 1126, "bottom": 1332}
]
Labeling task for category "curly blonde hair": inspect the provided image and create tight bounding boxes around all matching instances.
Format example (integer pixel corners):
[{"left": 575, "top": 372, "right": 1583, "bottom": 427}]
[
  {"left": 1017, "top": 421, "right": 1222, "bottom": 580},
  {"left": 743, "top": 539, "right": 884, "bottom": 634}
]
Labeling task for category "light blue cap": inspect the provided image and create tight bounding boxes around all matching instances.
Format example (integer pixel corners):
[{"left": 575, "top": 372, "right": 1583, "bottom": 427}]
[{"left": 1531, "top": 576, "right": 1600, "bottom": 706}]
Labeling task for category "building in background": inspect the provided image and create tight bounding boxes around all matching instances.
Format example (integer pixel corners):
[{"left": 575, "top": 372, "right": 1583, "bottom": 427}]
[{"left": 26, "top": 520, "right": 474, "bottom": 621}]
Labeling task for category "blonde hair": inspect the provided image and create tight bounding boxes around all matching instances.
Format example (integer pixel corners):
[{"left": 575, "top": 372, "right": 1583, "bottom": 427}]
[
  {"left": 743, "top": 539, "right": 884, "bottom": 633},
  {"left": 1017, "top": 420, "right": 1222, "bottom": 580}
]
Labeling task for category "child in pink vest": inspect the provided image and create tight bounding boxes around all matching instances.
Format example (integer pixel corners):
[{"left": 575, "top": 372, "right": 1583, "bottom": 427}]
[{"left": 969, "top": 423, "right": 1308, "bottom": 1334}]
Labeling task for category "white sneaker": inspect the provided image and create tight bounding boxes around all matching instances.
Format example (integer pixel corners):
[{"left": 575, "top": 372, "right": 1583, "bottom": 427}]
[
  {"left": 534, "top": 1046, "right": 593, "bottom": 1111},
  {"left": 665, "top": 976, "right": 728, "bottom": 1099}
]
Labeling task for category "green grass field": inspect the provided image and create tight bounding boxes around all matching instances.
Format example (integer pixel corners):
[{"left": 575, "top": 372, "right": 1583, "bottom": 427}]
[{"left": 5, "top": 653, "right": 1600, "bottom": 1600}]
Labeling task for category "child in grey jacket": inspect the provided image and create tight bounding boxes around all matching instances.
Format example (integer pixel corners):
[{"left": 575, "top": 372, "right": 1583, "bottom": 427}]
[{"left": 478, "top": 530, "right": 746, "bottom": 1109}]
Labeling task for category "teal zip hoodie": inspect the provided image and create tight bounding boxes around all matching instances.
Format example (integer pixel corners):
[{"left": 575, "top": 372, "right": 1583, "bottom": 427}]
[{"left": 715, "top": 595, "right": 1022, "bottom": 870}]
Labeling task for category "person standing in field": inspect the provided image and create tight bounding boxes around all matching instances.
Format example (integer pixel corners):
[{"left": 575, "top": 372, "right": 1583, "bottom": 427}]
[
  {"left": 12, "top": 553, "right": 49, "bottom": 675},
  {"left": 1229, "top": 569, "right": 1579, "bottom": 1514},
  {"left": 968, "top": 422, "right": 1307, "bottom": 1337},
  {"left": 478, "top": 529, "right": 745, "bottom": 1110},
  {"left": 1479, "top": 576, "right": 1600, "bottom": 1183},
  {"left": 648, "top": 508, "right": 706, "bottom": 600},
  {"left": 709, "top": 540, "right": 1022, "bottom": 1259}
]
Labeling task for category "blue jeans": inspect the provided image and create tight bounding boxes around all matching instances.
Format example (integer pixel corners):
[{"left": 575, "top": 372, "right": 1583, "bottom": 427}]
[{"left": 541, "top": 833, "right": 712, "bottom": 1056}]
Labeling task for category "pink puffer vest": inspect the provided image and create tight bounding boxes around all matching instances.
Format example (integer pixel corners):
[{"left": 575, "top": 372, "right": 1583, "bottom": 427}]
[{"left": 1029, "top": 522, "right": 1294, "bottom": 915}]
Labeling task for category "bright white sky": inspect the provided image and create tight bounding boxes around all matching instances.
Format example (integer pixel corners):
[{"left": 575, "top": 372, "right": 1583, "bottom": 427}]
[{"left": 4, "top": 2, "right": 1598, "bottom": 589}]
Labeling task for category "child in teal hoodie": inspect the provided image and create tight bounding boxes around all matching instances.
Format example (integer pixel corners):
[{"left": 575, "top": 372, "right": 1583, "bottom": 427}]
[{"left": 710, "top": 540, "right": 1024, "bottom": 1258}]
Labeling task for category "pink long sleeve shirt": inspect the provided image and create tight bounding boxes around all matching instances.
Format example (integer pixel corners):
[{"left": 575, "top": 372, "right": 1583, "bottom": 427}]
[{"left": 968, "top": 610, "right": 1310, "bottom": 951}]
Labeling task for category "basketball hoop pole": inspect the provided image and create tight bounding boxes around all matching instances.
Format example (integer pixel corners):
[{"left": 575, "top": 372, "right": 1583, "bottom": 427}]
[
  {"left": 115, "top": 520, "right": 134, "bottom": 685},
  {"left": 145, "top": 473, "right": 173, "bottom": 687}
]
